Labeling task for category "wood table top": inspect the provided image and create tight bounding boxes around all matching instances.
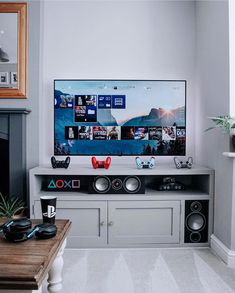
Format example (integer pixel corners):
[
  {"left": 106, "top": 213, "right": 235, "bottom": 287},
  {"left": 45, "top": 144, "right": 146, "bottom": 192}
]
[{"left": 0, "top": 219, "right": 71, "bottom": 290}]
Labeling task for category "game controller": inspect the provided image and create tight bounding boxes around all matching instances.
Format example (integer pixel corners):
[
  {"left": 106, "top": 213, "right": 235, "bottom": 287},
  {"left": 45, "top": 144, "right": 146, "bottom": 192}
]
[
  {"left": 174, "top": 157, "right": 193, "bottom": 169},
  {"left": 91, "top": 157, "right": 111, "bottom": 169},
  {"left": 135, "top": 157, "right": 155, "bottom": 169},
  {"left": 51, "top": 156, "right": 70, "bottom": 169},
  {"left": 158, "top": 177, "right": 185, "bottom": 191}
]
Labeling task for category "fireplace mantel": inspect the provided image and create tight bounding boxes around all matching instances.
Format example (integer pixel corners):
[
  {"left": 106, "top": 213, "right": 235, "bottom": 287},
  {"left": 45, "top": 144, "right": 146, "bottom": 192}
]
[{"left": 0, "top": 108, "right": 31, "bottom": 114}]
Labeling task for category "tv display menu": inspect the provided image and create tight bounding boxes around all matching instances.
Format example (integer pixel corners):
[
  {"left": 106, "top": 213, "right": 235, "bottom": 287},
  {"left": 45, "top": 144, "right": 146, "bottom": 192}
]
[{"left": 54, "top": 80, "right": 186, "bottom": 156}]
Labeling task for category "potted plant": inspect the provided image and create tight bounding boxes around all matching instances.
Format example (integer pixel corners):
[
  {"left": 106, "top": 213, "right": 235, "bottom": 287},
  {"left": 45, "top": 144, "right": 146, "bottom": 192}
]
[
  {"left": 0, "top": 192, "right": 25, "bottom": 219},
  {"left": 206, "top": 115, "right": 235, "bottom": 149}
]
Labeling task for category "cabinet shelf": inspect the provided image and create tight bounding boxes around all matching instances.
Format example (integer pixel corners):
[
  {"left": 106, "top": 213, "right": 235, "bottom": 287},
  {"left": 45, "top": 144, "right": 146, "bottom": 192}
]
[
  {"left": 36, "top": 188, "right": 210, "bottom": 200},
  {"left": 31, "top": 163, "right": 214, "bottom": 176}
]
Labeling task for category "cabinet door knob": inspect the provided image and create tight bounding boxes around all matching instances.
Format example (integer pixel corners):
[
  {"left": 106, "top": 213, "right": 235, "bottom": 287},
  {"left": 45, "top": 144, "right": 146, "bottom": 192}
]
[
  {"left": 100, "top": 221, "right": 105, "bottom": 226},
  {"left": 108, "top": 221, "right": 114, "bottom": 226}
]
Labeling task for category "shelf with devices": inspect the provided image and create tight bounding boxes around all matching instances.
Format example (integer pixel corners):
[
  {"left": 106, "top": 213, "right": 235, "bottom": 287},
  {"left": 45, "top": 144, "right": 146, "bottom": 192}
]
[{"left": 29, "top": 162, "right": 214, "bottom": 248}]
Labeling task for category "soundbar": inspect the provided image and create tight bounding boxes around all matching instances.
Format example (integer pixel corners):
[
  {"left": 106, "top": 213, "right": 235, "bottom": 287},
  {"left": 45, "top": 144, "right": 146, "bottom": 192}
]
[{"left": 89, "top": 175, "right": 145, "bottom": 194}]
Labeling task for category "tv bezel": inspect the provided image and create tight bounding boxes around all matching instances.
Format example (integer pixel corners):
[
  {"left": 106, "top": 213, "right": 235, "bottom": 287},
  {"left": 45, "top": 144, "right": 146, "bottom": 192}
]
[{"left": 54, "top": 79, "right": 187, "bottom": 156}]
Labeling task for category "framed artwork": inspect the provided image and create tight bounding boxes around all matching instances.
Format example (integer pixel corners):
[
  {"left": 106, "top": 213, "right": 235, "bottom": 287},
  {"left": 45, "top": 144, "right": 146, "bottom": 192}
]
[
  {"left": 0, "top": 3, "right": 27, "bottom": 98},
  {"left": 10, "top": 72, "right": 17, "bottom": 85},
  {"left": 0, "top": 72, "right": 9, "bottom": 84}
]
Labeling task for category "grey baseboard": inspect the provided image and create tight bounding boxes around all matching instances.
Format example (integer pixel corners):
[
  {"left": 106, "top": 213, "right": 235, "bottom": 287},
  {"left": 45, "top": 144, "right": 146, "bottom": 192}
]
[{"left": 211, "top": 234, "right": 235, "bottom": 269}]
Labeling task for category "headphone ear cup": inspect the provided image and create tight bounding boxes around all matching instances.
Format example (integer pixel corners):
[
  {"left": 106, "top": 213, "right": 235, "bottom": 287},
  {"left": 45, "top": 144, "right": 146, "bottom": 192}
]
[
  {"left": 35, "top": 223, "right": 57, "bottom": 239},
  {"left": 3, "top": 226, "right": 27, "bottom": 242},
  {"left": 9, "top": 218, "right": 32, "bottom": 232}
]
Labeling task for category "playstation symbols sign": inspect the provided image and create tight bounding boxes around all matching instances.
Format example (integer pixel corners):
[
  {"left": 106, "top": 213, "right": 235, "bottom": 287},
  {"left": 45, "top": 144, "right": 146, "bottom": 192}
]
[{"left": 42, "top": 176, "right": 84, "bottom": 192}]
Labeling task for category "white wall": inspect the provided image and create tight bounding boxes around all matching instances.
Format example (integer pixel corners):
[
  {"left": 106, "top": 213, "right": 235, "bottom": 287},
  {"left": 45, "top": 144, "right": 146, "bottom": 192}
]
[
  {"left": 229, "top": 0, "right": 235, "bottom": 251},
  {"left": 0, "top": 0, "right": 41, "bottom": 170},
  {"left": 229, "top": 0, "right": 235, "bottom": 117},
  {"left": 40, "top": 0, "right": 196, "bottom": 164},
  {"left": 195, "top": 0, "right": 232, "bottom": 248}
]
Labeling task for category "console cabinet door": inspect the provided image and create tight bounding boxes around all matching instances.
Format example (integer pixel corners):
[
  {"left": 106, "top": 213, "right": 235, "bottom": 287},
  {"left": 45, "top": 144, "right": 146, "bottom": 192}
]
[
  {"left": 108, "top": 201, "right": 180, "bottom": 245},
  {"left": 33, "top": 200, "right": 107, "bottom": 248}
]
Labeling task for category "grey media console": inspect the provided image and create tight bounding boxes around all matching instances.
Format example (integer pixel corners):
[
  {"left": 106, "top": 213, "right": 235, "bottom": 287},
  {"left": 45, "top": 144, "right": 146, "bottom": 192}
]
[{"left": 29, "top": 164, "right": 214, "bottom": 248}]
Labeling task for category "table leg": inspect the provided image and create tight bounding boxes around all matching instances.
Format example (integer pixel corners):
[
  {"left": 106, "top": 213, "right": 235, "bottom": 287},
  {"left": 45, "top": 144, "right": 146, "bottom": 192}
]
[
  {"left": 47, "top": 239, "right": 66, "bottom": 293},
  {"left": 33, "top": 288, "right": 42, "bottom": 293}
]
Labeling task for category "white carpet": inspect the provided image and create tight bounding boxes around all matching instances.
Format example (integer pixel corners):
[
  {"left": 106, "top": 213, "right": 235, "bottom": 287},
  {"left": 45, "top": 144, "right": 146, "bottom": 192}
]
[{"left": 54, "top": 248, "right": 235, "bottom": 293}]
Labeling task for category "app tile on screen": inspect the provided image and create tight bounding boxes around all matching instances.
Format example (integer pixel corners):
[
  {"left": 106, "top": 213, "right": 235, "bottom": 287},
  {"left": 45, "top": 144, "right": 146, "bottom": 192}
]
[
  {"left": 93, "top": 126, "right": 107, "bottom": 140},
  {"left": 107, "top": 126, "right": 121, "bottom": 140},
  {"left": 162, "top": 126, "right": 176, "bottom": 141}
]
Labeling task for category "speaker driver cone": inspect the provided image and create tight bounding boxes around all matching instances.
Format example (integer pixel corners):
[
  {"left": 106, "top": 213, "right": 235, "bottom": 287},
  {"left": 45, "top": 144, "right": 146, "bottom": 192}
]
[
  {"left": 186, "top": 213, "right": 206, "bottom": 231},
  {"left": 124, "top": 176, "right": 141, "bottom": 193},
  {"left": 93, "top": 176, "right": 111, "bottom": 193},
  {"left": 190, "top": 232, "right": 201, "bottom": 243},
  {"left": 190, "top": 201, "right": 202, "bottom": 212},
  {"left": 112, "top": 178, "right": 122, "bottom": 190}
]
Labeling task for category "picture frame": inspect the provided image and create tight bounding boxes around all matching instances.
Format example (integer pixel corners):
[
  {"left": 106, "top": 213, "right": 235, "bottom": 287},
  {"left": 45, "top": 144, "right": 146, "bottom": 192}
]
[
  {"left": 0, "top": 3, "right": 27, "bottom": 98},
  {"left": 0, "top": 72, "right": 9, "bottom": 84},
  {"left": 10, "top": 72, "right": 17, "bottom": 85}
]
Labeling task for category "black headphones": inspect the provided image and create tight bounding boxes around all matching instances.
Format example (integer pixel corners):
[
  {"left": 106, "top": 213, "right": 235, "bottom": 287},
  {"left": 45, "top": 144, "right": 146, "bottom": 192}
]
[{"left": 0, "top": 218, "right": 57, "bottom": 242}]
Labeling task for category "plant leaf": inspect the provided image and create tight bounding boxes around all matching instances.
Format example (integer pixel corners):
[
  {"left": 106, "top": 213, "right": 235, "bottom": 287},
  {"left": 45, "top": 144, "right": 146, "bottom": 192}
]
[{"left": 205, "top": 126, "right": 216, "bottom": 132}]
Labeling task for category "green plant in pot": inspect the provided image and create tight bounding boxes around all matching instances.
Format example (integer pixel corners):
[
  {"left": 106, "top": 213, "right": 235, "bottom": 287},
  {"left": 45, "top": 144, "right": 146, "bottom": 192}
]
[
  {"left": 206, "top": 115, "right": 235, "bottom": 149},
  {"left": 0, "top": 192, "right": 25, "bottom": 219}
]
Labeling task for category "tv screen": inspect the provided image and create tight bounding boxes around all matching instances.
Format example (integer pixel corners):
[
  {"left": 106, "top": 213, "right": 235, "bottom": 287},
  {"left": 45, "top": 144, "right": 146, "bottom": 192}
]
[{"left": 54, "top": 80, "right": 186, "bottom": 156}]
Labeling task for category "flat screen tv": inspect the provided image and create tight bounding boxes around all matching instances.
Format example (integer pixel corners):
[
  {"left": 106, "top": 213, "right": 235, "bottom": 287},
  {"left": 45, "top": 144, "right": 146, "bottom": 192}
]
[{"left": 54, "top": 80, "right": 186, "bottom": 156}]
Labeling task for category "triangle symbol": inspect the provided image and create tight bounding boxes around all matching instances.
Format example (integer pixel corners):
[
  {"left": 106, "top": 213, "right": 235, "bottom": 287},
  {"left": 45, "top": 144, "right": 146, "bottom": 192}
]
[{"left": 48, "top": 180, "right": 56, "bottom": 189}]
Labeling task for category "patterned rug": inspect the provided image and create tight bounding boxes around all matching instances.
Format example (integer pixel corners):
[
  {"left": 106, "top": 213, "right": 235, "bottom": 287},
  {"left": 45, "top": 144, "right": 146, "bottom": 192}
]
[{"left": 58, "top": 248, "right": 235, "bottom": 293}]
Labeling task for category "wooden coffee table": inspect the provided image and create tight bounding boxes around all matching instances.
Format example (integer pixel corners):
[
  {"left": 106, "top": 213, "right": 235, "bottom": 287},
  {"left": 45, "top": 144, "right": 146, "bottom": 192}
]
[{"left": 0, "top": 219, "right": 71, "bottom": 293}]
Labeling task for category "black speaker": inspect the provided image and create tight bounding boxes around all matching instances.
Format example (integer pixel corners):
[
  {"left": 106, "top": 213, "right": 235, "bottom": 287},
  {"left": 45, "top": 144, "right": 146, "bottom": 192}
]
[
  {"left": 89, "top": 175, "right": 145, "bottom": 194},
  {"left": 184, "top": 200, "right": 209, "bottom": 243}
]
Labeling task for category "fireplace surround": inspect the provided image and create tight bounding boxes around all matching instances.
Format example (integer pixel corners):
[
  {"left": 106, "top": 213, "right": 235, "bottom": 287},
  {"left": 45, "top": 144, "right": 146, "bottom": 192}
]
[{"left": 0, "top": 109, "right": 30, "bottom": 202}]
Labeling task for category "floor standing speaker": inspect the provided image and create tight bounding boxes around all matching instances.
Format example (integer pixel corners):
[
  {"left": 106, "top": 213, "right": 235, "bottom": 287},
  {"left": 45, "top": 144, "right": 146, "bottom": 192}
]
[
  {"left": 184, "top": 200, "right": 209, "bottom": 243},
  {"left": 89, "top": 175, "right": 145, "bottom": 194}
]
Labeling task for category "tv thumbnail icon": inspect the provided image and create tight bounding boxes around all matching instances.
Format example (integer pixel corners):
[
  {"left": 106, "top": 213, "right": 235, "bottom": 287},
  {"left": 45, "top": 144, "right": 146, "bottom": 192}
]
[
  {"left": 162, "top": 126, "right": 176, "bottom": 141},
  {"left": 176, "top": 127, "right": 186, "bottom": 139},
  {"left": 149, "top": 127, "right": 162, "bottom": 140},
  {"left": 107, "top": 126, "right": 121, "bottom": 140},
  {"left": 75, "top": 95, "right": 97, "bottom": 107},
  {"left": 57, "top": 95, "right": 74, "bottom": 109},
  {"left": 93, "top": 126, "right": 107, "bottom": 140},
  {"left": 134, "top": 127, "right": 149, "bottom": 140},
  {"left": 74, "top": 106, "right": 97, "bottom": 122},
  {"left": 74, "top": 106, "right": 86, "bottom": 119},
  {"left": 98, "top": 95, "right": 112, "bottom": 109},
  {"left": 112, "top": 95, "right": 126, "bottom": 109},
  {"left": 78, "top": 126, "right": 92, "bottom": 140},
  {"left": 121, "top": 127, "right": 135, "bottom": 140},
  {"left": 65, "top": 126, "right": 78, "bottom": 140}
]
